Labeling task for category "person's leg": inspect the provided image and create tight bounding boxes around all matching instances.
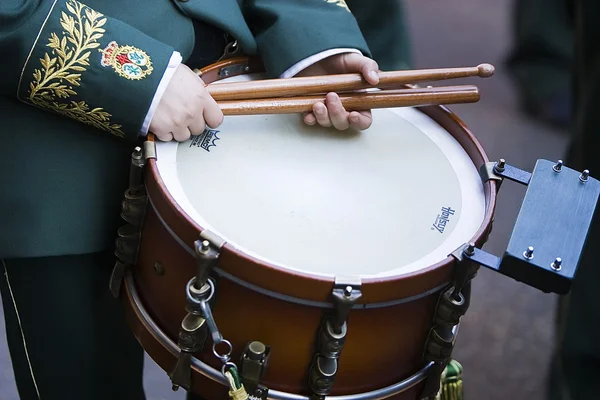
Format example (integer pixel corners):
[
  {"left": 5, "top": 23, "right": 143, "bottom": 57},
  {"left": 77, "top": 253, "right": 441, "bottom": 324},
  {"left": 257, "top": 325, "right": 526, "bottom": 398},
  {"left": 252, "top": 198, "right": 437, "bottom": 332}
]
[
  {"left": 549, "top": 1, "right": 600, "bottom": 396},
  {"left": 0, "top": 251, "right": 146, "bottom": 400},
  {"left": 506, "top": 0, "right": 573, "bottom": 128},
  {"left": 548, "top": 212, "right": 600, "bottom": 399}
]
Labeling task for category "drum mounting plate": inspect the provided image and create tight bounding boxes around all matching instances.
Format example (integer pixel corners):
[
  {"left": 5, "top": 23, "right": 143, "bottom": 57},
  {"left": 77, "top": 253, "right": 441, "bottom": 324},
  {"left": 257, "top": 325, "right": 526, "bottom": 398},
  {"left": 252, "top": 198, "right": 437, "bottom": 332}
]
[{"left": 472, "top": 159, "right": 600, "bottom": 294}]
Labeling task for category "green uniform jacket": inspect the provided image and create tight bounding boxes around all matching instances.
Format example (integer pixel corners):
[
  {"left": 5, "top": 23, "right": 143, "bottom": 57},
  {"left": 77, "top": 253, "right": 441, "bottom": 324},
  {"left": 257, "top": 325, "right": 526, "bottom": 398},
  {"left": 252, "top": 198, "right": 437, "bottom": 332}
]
[
  {"left": 0, "top": 0, "right": 370, "bottom": 259},
  {"left": 346, "top": 0, "right": 412, "bottom": 70}
]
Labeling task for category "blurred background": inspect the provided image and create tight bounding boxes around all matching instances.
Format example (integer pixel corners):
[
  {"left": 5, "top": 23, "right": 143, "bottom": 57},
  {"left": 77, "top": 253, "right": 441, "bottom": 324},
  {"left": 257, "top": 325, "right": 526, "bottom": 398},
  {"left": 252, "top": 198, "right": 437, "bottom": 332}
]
[{"left": 0, "top": 0, "right": 570, "bottom": 399}]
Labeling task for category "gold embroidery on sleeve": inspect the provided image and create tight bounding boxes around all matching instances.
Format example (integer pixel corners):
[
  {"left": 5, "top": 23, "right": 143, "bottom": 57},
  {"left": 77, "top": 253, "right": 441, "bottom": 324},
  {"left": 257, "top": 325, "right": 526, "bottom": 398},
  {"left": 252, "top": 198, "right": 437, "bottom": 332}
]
[
  {"left": 325, "top": 0, "right": 350, "bottom": 12},
  {"left": 27, "top": 0, "right": 125, "bottom": 138}
]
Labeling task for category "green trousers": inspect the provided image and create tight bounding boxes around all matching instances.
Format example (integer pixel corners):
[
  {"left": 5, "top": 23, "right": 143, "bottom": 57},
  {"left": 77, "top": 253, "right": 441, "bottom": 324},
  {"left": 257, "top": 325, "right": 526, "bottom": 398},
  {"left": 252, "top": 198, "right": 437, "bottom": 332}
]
[{"left": 0, "top": 252, "right": 145, "bottom": 400}]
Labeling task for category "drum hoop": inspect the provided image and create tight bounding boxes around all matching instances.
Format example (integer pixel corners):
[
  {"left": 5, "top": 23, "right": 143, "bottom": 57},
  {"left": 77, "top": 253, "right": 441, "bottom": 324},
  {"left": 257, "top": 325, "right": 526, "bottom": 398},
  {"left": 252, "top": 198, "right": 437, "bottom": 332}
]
[{"left": 145, "top": 57, "right": 498, "bottom": 304}]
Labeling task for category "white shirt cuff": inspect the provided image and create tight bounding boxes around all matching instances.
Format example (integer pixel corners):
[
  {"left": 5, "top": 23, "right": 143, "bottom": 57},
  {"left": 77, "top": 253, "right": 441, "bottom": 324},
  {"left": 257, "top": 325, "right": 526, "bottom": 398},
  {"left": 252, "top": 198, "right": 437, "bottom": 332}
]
[
  {"left": 280, "top": 48, "right": 362, "bottom": 78},
  {"left": 139, "top": 51, "right": 183, "bottom": 136}
]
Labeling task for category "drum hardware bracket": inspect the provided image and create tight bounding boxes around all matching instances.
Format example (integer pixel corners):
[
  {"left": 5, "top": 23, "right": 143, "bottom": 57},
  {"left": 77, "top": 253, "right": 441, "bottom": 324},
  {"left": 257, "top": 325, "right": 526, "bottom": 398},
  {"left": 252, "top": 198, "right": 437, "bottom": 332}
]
[
  {"left": 110, "top": 146, "right": 150, "bottom": 298},
  {"left": 479, "top": 159, "right": 531, "bottom": 186},
  {"left": 308, "top": 277, "right": 362, "bottom": 398},
  {"left": 143, "top": 140, "right": 156, "bottom": 160},
  {"left": 478, "top": 159, "right": 600, "bottom": 295},
  {"left": 219, "top": 62, "right": 251, "bottom": 79},
  {"left": 200, "top": 229, "right": 227, "bottom": 248},
  {"left": 240, "top": 341, "right": 271, "bottom": 399}
]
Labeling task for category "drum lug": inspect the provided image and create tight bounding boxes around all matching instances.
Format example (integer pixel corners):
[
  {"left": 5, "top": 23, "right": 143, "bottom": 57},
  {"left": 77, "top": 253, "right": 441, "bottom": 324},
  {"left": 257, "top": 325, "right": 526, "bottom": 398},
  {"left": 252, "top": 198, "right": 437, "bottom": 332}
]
[
  {"left": 308, "top": 277, "right": 362, "bottom": 398},
  {"left": 448, "top": 243, "right": 480, "bottom": 300},
  {"left": 110, "top": 147, "right": 149, "bottom": 298},
  {"left": 194, "top": 231, "right": 225, "bottom": 289},
  {"left": 420, "top": 245, "right": 476, "bottom": 399},
  {"left": 331, "top": 276, "right": 362, "bottom": 332},
  {"left": 240, "top": 341, "right": 271, "bottom": 399},
  {"left": 128, "top": 146, "right": 146, "bottom": 193},
  {"left": 169, "top": 314, "right": 208, "bottom": 392},
  {"left": 114, "top": 225, "right": 141, "bottom": 265}
]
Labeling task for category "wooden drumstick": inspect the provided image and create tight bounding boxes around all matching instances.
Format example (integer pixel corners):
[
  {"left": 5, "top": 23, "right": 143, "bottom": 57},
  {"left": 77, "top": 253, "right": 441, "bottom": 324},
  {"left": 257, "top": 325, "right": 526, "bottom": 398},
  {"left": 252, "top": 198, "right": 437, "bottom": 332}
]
[
  {"left": 207, "top": 64, "right": 494, "bottom": 101},
  {"left": 218, "top": 85, "right": 480, "bottom": 116}
]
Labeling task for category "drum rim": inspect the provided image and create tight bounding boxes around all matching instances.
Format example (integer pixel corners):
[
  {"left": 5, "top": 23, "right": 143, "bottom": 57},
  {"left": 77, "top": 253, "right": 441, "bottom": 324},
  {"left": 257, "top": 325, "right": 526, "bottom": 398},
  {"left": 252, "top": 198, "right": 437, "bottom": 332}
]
[{"left": 144, "top": 57, "right": 498, "bottom": 304}]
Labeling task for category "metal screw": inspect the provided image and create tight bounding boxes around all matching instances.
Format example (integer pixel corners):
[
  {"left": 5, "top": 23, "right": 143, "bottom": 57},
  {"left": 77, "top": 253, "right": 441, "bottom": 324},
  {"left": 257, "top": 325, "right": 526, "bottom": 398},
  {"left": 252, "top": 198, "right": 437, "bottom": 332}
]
[
  {"left": 464, "top": 242, "right": 476, "bottom": 256},
  {"left": 132, "top": 146, "right": 142, "bottom": 159},
  {"left": 172, "top": 384, "right": 179, "bottom": 391},
  {"left": 553, "top": 160, "right": 563, "bottom": 173},
  {"left": 344, "top": 286, "right": 353, "bottom": 296},
  {"left": 495, "top": 158, "right": 506, "bottom": 173},
  {"left": 551, "top": 257, "right": 562, "bottom": 271},
  {"left": 580, "top": 169, "right": 590, "bottom": 182},
  {"left": 523, "top": 246, "right": 534, "bottom": 259},
  {"left": 200, "top": 240, "right": 210, "bottom": 254},
  {"left": 153, "top": 262, "right": 165, "bottom": 276},
  {"left": 244, "top": 65, "right": 251, "bottom": 72}
]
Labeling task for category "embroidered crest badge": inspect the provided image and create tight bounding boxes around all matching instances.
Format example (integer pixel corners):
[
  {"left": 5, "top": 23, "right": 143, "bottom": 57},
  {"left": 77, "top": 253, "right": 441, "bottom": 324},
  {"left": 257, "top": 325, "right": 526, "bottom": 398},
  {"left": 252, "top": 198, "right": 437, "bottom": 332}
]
[{"left": 100, "top": 41, "right": 153, "bottom": 80}]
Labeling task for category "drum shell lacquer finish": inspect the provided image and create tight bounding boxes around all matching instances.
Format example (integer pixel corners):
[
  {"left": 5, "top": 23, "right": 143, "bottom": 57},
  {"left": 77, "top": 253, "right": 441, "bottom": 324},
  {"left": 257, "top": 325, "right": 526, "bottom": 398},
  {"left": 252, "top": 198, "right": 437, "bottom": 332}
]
[{"left": 122, "top": 58, "right": 497, "bottom": 400}]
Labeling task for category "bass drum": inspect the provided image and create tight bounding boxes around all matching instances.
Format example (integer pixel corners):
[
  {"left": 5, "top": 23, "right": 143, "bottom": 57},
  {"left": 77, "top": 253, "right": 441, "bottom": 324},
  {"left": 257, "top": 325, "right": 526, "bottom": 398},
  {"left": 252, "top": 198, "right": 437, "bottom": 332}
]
[{"left": 120, "top": 58, "right": 497, "bottom": 399}]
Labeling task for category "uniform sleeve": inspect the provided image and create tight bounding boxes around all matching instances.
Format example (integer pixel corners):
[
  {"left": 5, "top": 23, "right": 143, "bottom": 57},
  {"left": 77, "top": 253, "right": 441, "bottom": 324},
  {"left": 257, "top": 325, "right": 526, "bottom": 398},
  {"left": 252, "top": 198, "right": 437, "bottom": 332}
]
[
  {"left": 242, "top": 0, "right": 372, "bottom": 77},
  {"left": 0, "top": 0, "right": 176, "bottom": 141}
]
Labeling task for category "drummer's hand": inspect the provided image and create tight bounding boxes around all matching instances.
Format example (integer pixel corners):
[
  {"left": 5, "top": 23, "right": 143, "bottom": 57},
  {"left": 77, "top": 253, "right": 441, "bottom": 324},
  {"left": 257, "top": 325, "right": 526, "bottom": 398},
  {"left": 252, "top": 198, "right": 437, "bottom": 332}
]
[
  {"left": 298, "top": 53, "right": 379, "bottom": 130},
  {"left": 150, "top": 64, "right": 224, "bottom": 142}
]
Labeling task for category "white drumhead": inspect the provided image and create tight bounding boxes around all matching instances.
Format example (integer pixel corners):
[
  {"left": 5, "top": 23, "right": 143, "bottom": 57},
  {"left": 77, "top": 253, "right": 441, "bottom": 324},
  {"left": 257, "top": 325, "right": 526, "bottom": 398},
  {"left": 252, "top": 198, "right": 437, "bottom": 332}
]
[{"left": 155, "top": 74, "right": 485, "bottom": 278}]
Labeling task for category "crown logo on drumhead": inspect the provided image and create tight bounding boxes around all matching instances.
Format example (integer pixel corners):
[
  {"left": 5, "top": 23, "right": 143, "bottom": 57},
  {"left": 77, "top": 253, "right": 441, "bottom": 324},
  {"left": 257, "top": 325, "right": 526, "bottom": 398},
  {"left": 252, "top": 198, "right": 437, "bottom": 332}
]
[
  {"left": 100, "top": 41, "right": 153, "bottom": 80},
  {"left": 190, "top": 129, "right": 220, "bottom": 152}
]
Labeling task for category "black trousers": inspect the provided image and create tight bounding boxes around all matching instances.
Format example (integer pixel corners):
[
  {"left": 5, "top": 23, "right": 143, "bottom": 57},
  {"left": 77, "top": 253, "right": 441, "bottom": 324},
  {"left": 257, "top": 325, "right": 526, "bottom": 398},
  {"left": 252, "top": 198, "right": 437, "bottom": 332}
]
[{"left": 0, "top": 251, "right": 145, "bottom": 400}]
